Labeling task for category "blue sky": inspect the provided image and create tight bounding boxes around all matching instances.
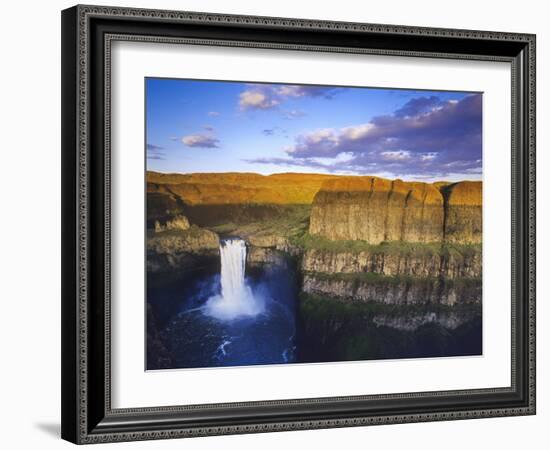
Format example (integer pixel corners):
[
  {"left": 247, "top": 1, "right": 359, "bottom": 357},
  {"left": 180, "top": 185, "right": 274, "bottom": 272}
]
[{"left": 146, "top": 78, "right": 482, "bottom": 182}]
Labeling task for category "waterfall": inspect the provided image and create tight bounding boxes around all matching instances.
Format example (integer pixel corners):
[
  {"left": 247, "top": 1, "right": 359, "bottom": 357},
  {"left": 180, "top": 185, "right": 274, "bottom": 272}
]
[
  {"left": 220, "top": 239, "right": 248, "bottom": 303},
  {"left": 204, "top": 239, "right": 264, "bottom": 320}
]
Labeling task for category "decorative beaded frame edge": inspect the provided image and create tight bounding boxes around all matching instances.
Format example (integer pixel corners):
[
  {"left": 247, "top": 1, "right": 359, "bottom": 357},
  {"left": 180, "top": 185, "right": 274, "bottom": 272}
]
[{"left": 61, "top": 4, "right": 536, "bottom": 444}]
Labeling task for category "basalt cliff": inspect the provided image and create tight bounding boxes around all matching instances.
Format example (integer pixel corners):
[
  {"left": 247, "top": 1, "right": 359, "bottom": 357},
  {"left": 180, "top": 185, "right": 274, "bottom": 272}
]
[
  {"left": 300, "top": 177, "right": 481, "bottom": 308},
  {"left": 146, "top": 171, "right": 482, "bottom": 311},
  {"left": 309, "top": 176, "right": 481, "bottom": 245}
]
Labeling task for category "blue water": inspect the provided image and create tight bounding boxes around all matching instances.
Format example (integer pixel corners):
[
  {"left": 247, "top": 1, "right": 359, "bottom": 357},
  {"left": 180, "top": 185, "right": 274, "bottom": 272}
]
[
  {"left": 147, "top": 254, "right": 298, "bottom": 369},
  {"left": 146, "top": 245, "right": 482, "bottom": 370}
]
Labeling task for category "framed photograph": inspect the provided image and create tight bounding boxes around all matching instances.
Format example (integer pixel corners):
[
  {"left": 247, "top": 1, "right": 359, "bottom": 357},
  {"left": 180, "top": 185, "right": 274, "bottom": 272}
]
[{"left": 61, "top": 5, "right": 536, "bottom": 444}]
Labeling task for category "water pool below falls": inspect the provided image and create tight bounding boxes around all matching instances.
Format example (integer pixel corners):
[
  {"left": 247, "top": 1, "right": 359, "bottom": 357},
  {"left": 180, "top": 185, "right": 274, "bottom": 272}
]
[{"left": 146, "top": 238, "right": 482, "bottom": 370}]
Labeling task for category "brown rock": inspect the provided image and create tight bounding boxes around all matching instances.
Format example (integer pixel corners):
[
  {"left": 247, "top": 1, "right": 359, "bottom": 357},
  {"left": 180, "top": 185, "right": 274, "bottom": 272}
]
[
  {"left": 309, "top": 176, "right": 444, "bottom": 244},
  {"left": 301, "top": 247, "right": 481, "bottom": 279},
  {"left": 302, "top": 273, "right": 481, "bottom": 306},
  {"left": 147, "top": 226, "right": 219, "bottom": 272},
  {"left": 443, "top": 181, "right": 482, "bottom": 244},
  {"left": 155, "top": 215, "right": 190, "bottom": 233}
]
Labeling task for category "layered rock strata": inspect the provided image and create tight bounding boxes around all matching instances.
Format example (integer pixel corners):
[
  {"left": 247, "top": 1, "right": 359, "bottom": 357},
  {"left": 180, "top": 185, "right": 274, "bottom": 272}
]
[
  {"left": 301, "top": 247, "right": 481, "bottom": 279},
  {"left": 442, "top": 181, "right": 482, "bottom": 244},
  {"left": 309, "top": 177, "right": 481, "bottom": 245},
  {"left": 147, "top": 223, "right": 219, "bottom": 272},
  {"left": 302, "top": 273, "right": 481, "bottom": 306}
]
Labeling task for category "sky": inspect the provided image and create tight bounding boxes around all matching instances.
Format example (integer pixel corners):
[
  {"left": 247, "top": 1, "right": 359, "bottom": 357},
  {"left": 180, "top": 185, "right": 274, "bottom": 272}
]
[{"left": 146, "top": 78, "right": 482, "bottom": 182}]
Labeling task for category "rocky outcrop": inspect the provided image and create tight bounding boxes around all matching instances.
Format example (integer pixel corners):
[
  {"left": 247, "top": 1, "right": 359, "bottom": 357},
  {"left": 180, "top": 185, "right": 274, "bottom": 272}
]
[
  {"left": 246, "top": 246, "right": 286, "bottom": 267},
  {"left": 302, "top": 273, "right": 481, "bottom": 306},
  {"left": 371, "top": 310, "right": 479, "bottom": 332},
  {"left": 154, "top": 215, "right": 190, "bottom": 233},
  {"left": 147, "top": 225, "right": 219, "bottom": 272},
  {"left": 301, "top": 247, "right": 481, "bottom": 279},
  {"left": 148, "top": 226, "right": 219, "bottom": 255},
  {"left": 309, "top": 177, "right": 444, "bottom": 244},
  {"left": 146, "top": 191, "right": 185, "bottom": 228},
  {"left": 442, "top": 181, "right": 482, "bottom": 244},
  {"left": 309, "top": 177, "right": 481, "bottom": 245},
  {"left": 247, "top": 234, "right": 289, "bottom": 249}
]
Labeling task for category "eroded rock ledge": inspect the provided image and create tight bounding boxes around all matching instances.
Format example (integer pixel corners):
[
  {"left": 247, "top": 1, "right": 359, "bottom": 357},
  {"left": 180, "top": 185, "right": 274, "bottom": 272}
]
[
  {"left": 302, "top": 272, "right": 481, "bottom": 307},
  {"left": 147, "top": 225, "right": 219, "bottom": 272},
  {"left": 309, "top": 177, "right": 481, "bottom": 245},
  {"left": 301, "top": 246, "right": 481, "bottom": 279}
]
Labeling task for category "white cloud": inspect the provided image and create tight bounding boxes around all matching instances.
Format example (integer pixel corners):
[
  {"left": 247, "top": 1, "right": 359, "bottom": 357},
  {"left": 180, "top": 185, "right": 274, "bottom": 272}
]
[
  {"left": 207, "top": 111, "right": 220, "bottom": 117},
  {"left": 239, "top": 90, "right": 280, "bottom": 110},
  {"left": 275, "top": 85, "right": 305, "bottom": 97},
  {"left": 341, "top": 123, "right": 375, "bottom": 140},
  {"left": 181, "top": 134, "right": 220, "bottom": 148},
  {"left": 238, "top": 84, "right": 340, "bottom": 112},
  {"left": 380, "top": 150, "right": 412, "bottom": 161},
  {"left": 275, "top": 85, "right": 339, "bottom": 99},
  {"left": 420, "top": 152, "right": 438, "bottom": 161},
  {"left": 306, "top": 129, "right": 336, "bottom": 144}
]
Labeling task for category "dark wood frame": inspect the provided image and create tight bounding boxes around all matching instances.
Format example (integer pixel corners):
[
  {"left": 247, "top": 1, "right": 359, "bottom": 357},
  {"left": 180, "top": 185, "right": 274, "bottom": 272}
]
[{"left": 61, "top": 4, "right": 536, "bottom": 444}]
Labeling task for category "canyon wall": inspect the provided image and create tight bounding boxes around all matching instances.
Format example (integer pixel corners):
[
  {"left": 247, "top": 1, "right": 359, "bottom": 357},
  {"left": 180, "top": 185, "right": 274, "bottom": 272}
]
[
  {"left": 146, "top": 172, "right": 483, "bottom": 310},
  {"left": 309, "top": 177, "right": 481, "bottom": 245},
  {"left": 442, "top": 181, "right": 483, "bottom": 244},
  {"left": 302, "top": 274, "right": 481, "bottom": 306},
  {"left": 301, "top": 247, "right": 481, "bottom": 279},
  {"left": 299, "top": 244, "right": 481, "bottom": 306},
  {"left": 304, "top": 176, "right": 481, "bottom": 306},
  {"left": 147, "top": 223, "right": 219, "bottom": 273},
  {"left": 147, "top": 171, "right": 482, "bottom": 247}
]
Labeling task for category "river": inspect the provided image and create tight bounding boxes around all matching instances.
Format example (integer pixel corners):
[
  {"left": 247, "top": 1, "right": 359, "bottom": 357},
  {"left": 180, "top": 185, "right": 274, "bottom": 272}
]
[{"left": 146, "top": 238, "right": 481, "bottom": 370}]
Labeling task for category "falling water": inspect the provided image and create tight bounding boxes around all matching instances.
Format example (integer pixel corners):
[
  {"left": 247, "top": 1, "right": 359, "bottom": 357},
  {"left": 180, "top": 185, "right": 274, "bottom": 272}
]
[{"left": 204, "top": 239, "right": 264, "bottom": 320}]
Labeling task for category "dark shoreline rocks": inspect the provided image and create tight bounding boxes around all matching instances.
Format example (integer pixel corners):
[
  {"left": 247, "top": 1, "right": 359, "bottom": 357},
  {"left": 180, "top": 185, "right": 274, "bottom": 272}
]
[{"left": 302, "top": 272, "right": 481, "bottom": 306}]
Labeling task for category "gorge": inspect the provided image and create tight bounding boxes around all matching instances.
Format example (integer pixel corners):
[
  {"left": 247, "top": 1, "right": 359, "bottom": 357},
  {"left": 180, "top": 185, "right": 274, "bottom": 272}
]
[{"left": 146, "top": 171, "right": 482, "bottom": 370}]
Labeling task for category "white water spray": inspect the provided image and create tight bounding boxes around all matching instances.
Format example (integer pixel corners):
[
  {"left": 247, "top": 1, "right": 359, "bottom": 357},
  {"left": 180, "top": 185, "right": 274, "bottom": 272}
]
[{"left": 205, "top": 239, "right": 264, "bottom": 320}]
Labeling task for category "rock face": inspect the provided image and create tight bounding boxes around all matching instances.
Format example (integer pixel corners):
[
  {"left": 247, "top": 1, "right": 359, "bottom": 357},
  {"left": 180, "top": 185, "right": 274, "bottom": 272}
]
[
  {"left": 247, "top": 234, "right": 289, "bottom": 249},
  {"left": 301, "top": 247, "right": 481, "bottom": 279},
  {"left": 309, "top": 177, "right": 481, "bottom": 245},
  {"left": 145, "top": 172, "right": 483, "bottom": 312},
  {"left": 309, "top": 177, "right": 444, "bottom": 244},
  {"left": 147, "top": 225, "right": 219, "bottom": 272},
  {"left": 302, "top": 274, "right": 481, "bottom": 306},
  {"left": 246, "top": 246, "right": 286, "bottom": 267},
  {"left": 443, "top": 181, "right": 482, "bottom": 244},
  {"left": 154, "top": 215, "right": 190, "bottom": 233},
  {"left": 371, "top": 310, "right": 479, "bottom": 331}
]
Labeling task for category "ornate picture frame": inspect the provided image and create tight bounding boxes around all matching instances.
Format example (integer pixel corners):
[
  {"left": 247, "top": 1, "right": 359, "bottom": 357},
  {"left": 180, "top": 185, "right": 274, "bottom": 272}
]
[{"left": 61, "top": 5, "right": 536, "bottom": 444}]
